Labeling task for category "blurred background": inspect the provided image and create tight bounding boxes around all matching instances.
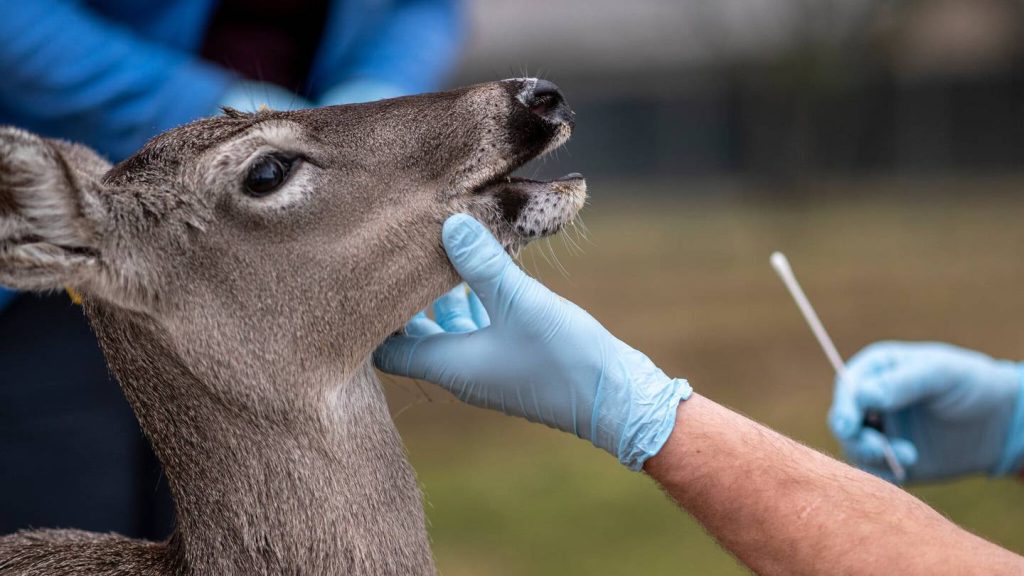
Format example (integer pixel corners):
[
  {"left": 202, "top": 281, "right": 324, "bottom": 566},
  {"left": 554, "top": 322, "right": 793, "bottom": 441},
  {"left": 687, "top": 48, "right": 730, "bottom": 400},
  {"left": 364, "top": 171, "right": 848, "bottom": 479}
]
[{"left": 383, "top": 1, "right": 1024, "bottom": 574}]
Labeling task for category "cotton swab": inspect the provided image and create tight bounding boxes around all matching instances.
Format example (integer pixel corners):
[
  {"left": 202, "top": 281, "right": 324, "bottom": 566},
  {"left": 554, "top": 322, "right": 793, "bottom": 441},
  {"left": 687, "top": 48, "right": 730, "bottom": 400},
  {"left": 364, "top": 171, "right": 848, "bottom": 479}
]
[{"left": 770, "top": 251, "right": 906, "bottom": 482}]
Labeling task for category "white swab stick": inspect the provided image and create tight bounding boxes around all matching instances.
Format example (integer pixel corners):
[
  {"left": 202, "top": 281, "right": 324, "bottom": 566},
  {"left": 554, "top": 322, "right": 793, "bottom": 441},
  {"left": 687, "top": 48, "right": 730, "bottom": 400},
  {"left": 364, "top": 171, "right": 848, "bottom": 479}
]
[
  {"left": 770, "top": 251, "right": 906, "bottom": 482},
  {"left": 770, "top": 253, "right": 847, "bottom": 375}
]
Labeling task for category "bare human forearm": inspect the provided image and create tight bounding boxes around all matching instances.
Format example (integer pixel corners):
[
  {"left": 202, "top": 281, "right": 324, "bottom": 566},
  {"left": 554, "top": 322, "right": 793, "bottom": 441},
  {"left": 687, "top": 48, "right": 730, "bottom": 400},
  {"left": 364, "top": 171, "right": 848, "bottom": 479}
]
[{"left": 644, "top": 394, "right": 1024, "bottom": 575}]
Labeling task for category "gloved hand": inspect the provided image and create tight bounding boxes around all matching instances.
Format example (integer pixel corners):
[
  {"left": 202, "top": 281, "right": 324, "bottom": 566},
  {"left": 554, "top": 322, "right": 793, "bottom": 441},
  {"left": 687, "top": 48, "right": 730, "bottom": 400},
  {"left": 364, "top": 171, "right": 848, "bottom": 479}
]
[
  {"left": 318, "top": 79, "right": 405, "bottom": 106},
  {"left": 829, "top": 341, "right": 1024, "bottom": 482},
  {"left": 218, "top": 80, "right": 311, "bottom": 114},
  {"left": 374, "top": 214, "right": 692, "bottom": 470}
]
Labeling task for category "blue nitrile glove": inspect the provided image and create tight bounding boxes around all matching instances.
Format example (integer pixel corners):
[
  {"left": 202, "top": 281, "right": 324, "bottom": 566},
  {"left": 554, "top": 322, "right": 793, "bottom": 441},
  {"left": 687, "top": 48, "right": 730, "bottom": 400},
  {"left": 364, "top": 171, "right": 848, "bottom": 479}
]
[
  {"left": 318, "top": 79, "right": 405, "bottom": 106},
  {"left": 374, "top": 214, "right": 692, "bottom": 471},
  {"left": 830, "top": 341, "right": 1024, "bottom": 482},
  {"left": 218, "top": 80, "right": 312, "bottom": 114}
]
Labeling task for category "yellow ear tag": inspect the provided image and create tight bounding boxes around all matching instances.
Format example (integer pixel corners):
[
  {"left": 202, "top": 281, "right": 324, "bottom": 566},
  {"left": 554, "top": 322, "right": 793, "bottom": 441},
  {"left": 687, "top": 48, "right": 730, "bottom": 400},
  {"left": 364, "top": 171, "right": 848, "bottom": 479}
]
[
  {"left": 258, "top": 103, "right": 270, "bottom": 112},
  {"left": 66, "top": 286, "right": 83, "bottom": 305}
]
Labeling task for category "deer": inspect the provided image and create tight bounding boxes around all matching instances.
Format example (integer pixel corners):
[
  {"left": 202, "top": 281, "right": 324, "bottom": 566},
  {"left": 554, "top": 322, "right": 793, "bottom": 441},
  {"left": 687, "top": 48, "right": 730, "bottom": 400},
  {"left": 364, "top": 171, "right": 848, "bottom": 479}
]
[{"left": 0, "top": 78, "right": 586, "bottom": 576}]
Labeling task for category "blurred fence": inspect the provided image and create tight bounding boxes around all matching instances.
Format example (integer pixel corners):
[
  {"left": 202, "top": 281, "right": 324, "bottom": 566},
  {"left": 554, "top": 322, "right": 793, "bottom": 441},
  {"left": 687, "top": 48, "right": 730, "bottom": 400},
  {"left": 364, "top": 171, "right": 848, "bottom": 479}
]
[{"left": 456, "top": 0, "right": 1024, "bottom": 183}]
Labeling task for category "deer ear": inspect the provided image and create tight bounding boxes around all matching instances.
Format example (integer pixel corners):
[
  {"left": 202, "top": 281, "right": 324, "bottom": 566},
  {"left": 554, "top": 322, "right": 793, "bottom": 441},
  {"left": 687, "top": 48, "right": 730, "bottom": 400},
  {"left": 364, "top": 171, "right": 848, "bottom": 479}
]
[{"left": 0, "top": 127, "right": 112, "bottom": 292}]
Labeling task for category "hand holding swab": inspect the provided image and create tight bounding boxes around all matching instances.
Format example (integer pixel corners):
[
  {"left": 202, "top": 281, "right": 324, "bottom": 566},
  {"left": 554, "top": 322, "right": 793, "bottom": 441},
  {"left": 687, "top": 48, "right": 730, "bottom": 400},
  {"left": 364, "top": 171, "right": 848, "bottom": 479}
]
[{"left": 770, "top": 251, "right": 906, "bottom": 482}]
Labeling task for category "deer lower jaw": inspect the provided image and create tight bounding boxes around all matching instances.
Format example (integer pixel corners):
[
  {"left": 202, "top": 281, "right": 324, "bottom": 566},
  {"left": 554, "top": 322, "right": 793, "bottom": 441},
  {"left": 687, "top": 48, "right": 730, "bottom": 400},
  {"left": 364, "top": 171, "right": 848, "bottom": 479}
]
[
  {"left": 481, "top": 173, "right": 586, "bottom": 241},
  {"left": 467, "top": 172, "right": 587, "bottom": 251}
]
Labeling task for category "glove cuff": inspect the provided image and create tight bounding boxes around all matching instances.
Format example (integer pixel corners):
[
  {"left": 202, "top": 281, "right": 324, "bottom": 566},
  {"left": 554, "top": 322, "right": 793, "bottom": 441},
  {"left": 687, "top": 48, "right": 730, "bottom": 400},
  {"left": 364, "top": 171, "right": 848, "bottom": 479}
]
[
  {"left": 617, "top": 378, "right": 693, "bottom": 471},
  {"left": 994, "top": 363, "right": 1024, "bottom": 476}
]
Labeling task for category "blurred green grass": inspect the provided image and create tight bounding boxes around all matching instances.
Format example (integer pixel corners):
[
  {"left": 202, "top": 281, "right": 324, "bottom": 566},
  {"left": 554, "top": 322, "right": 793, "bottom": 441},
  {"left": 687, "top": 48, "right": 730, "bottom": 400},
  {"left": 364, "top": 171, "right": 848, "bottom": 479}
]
[{"left": 384, "top": 180, "right": 1024, "bottom": 575}]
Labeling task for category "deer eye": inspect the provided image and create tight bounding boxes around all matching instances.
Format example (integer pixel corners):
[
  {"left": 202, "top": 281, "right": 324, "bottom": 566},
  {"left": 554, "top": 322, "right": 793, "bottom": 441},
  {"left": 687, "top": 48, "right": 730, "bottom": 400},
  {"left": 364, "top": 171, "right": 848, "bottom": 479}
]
[{"left": 244, "top": 155, "right": 293, "bottom": 197}]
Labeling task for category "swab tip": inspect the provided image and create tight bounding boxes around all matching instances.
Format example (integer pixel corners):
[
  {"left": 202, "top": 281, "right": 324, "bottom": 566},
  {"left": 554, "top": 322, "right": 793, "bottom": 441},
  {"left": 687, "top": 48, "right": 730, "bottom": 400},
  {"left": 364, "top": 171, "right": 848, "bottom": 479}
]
[{"left": 770, "top": 251, "right": 790, "bottom": 272}]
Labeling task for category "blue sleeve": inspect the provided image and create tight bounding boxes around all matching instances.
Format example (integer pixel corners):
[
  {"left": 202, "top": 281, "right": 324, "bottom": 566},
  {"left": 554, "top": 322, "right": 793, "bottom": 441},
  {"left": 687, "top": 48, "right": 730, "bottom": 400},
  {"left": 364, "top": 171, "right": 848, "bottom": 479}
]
[
  {"left": 313, "top": 0, "right": 466, "bottom": 98},
  {"left": 0, "top": 0, "right": 234, "bottom": 161},
  {"left": 0, "top": 288, "right": 15, "bottom": 314}
]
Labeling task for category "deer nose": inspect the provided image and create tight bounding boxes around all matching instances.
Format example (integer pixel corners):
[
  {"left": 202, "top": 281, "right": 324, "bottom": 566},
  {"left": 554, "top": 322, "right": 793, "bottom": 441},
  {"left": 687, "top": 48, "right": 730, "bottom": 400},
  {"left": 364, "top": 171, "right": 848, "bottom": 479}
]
[{"left": 523, "top": 79, "right": 574, "bottom": 125}]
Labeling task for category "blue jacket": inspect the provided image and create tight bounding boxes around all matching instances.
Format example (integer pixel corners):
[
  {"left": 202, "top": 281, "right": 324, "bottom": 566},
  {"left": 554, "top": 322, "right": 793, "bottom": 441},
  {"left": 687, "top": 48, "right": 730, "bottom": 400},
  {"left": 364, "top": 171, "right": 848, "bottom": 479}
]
[
  {"left": 0, "top": 0, "right": 464, "bottom": 311},
  {"left": 0, "top": 0, "right": 464, "bottom": 160}
]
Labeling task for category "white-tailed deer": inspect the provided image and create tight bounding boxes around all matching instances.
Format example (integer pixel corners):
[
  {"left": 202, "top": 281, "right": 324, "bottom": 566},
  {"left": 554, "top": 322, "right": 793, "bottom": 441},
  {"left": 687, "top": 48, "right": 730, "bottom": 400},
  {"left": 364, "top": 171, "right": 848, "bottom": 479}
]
[{"left": 0, "top": 78, "right": 585, "bottom": 575}]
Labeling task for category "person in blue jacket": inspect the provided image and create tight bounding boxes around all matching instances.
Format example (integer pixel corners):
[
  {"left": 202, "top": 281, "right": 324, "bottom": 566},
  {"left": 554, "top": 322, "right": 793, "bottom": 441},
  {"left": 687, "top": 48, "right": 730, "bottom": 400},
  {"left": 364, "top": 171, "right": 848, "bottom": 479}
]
[{"left": 0, "top": 0, "right": 464, "bottom": 539}]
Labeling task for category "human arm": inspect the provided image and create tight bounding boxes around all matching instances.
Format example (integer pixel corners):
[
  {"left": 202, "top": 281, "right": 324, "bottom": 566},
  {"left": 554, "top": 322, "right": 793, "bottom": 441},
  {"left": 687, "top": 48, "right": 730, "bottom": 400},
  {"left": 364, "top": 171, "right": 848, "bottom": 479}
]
[
  {"left": 647, "top": 393, "right": 1024, "bottom": 575},
  {"left": 375, "top": 214, "right": 1024, "bottom": 574},
  {"left": 829, "top": 342, "right": 1024, "bottom": 482},
  {"left": 0, "top": 0, "right": 236, "bottom": 160}
]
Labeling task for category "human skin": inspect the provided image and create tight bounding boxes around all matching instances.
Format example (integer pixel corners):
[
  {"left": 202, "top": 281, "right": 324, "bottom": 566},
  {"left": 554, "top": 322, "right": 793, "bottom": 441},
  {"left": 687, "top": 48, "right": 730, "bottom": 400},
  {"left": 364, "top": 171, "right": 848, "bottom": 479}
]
[{"left": 644, "top": 394, "right": 1024, "bottom": 576}]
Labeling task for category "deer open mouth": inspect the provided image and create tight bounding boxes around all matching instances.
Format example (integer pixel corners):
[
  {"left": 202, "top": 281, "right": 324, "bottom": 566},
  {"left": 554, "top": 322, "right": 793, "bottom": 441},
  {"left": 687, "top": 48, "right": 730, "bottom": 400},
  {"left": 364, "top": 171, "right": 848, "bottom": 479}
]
[
  {"left": 472, "top": 172, "right": 586, "bottom": 241},
  {"left": 463, "top": 78, "right": 587, "bottom": 246}
]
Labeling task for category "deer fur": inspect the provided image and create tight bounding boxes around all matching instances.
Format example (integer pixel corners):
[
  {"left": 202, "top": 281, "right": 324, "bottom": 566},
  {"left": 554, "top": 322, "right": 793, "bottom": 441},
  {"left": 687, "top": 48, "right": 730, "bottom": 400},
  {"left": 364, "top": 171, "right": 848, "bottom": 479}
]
[{"left": 0, "top": 79, "right": 585, "bottom": 575}]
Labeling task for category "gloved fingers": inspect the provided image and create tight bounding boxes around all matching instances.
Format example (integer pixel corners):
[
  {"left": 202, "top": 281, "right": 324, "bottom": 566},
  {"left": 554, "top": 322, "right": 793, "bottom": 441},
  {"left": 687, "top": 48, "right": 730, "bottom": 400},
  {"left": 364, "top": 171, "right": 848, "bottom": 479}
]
[
  {"left": 842, "top": 428, "right": 918, "bottom": 469},
  {"left": 373, "top": 333, "right": 459, "bottom": 381},
  {"left": 467, "top": 289, "right": 491, "bottom": 328},
  {"left": 318, "top": 79, "right": 404, "bottom": 106},
  {"left": 374, "top": 335, "right": 424, "bottom": 378},
  {"left": 221, "top": 80, "right": 312, "bottom": 113},
  {"left": 856, "top": 462, "right": 903, "bottom": 485},
  {"left": 404, "top": 311, "right": 444, "bottom": 338},
  {"left": 441, "top": 214, "right": 532, "bottom": 314},
  {"left": 433, "top": 285, "right": 479, "bottom": 333},
  {"left": 844, "top": 341, "right": 904, "bottom": 386},
  {"left": 854, "top": 361, "right": 948, "bottom": 413},
  {"left": 890, "top": 437, "right": 919, "bottom": 467},
  {"left": 829, "top": 375, "right": 862, "bottom": 441}
]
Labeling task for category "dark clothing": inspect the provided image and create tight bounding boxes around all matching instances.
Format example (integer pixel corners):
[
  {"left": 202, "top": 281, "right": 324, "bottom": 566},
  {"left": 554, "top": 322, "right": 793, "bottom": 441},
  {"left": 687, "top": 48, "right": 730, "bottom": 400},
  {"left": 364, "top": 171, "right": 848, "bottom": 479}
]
[
  {"left": 200, "top": 0, "right": 332, "bottom": 90},
  {"left": 0, "top": 295, "right": 173, "bottom": 538}
]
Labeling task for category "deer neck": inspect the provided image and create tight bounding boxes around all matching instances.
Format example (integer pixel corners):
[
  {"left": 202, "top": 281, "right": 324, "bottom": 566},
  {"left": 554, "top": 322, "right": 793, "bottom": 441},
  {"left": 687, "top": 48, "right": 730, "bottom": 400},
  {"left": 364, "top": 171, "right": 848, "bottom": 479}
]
[{"left": 86, "top": 303, "right": 435, "bottom": 576}]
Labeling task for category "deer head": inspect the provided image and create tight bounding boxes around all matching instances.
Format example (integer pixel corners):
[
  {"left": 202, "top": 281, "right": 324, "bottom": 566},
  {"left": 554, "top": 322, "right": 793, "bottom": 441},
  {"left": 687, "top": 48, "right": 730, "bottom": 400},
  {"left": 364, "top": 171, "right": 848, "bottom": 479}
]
[{"left": 0, "top": 78, "right": 585, "bottom": 396}]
